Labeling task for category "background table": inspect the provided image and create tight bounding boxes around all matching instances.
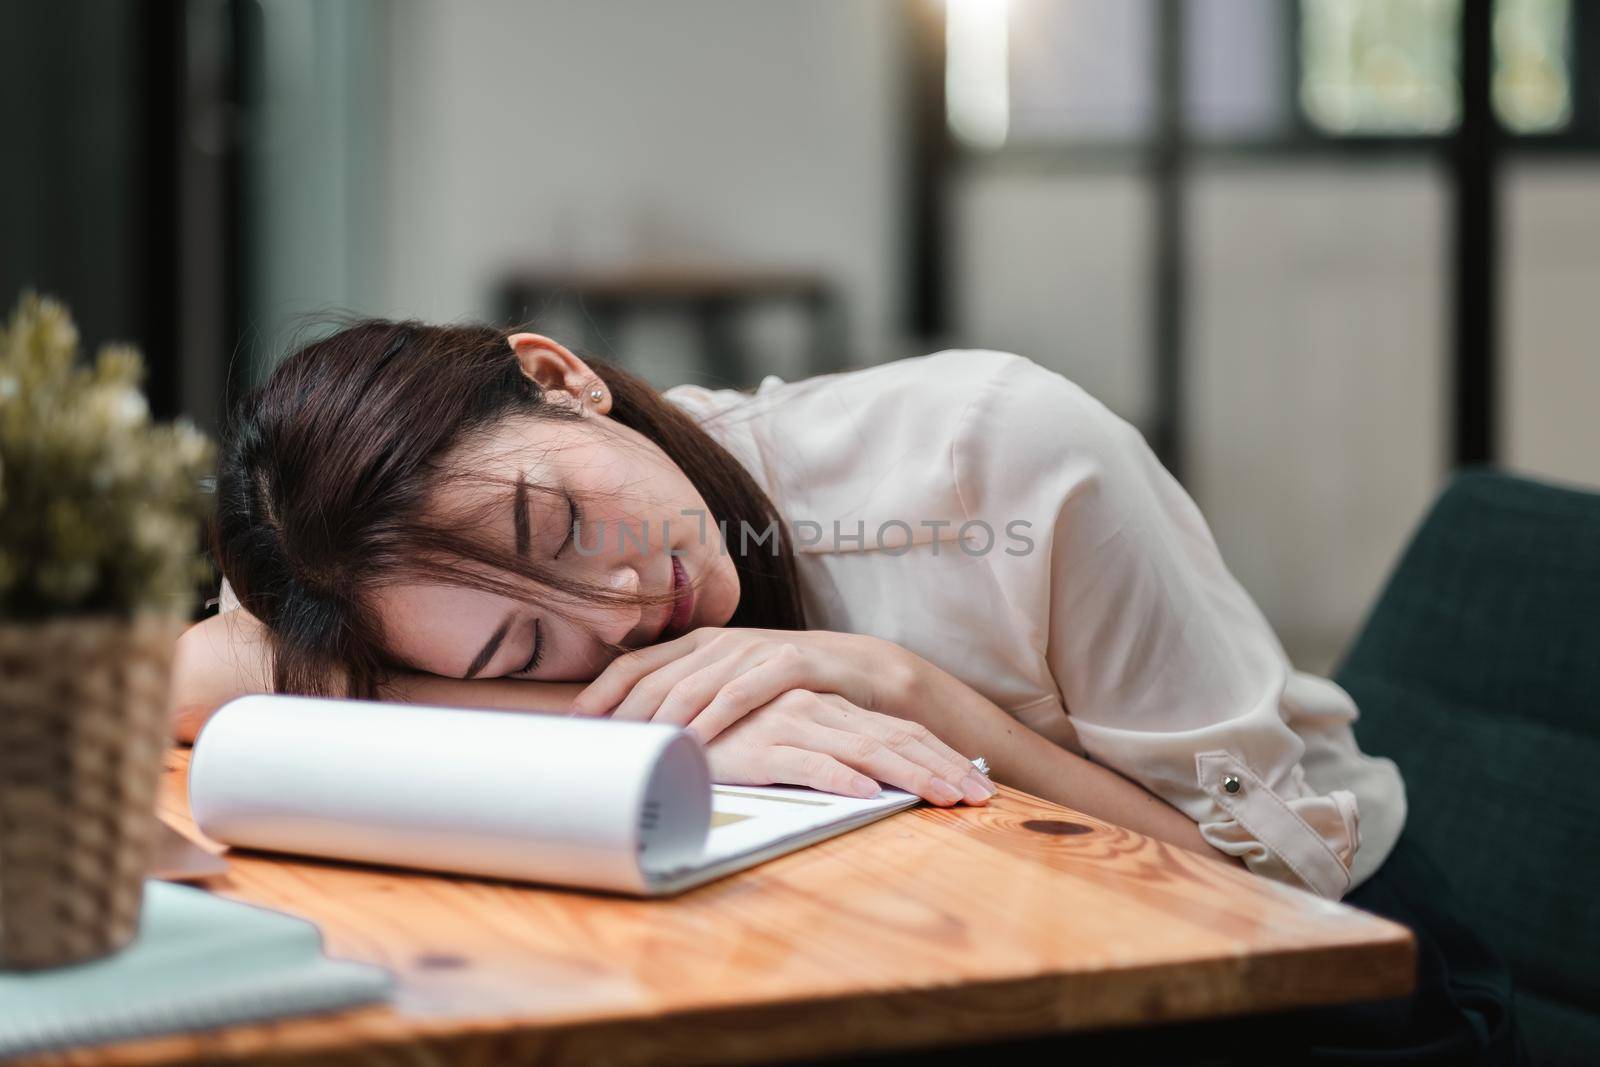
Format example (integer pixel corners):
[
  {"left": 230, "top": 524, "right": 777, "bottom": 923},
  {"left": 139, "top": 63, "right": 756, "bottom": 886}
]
[
  {"left": 498, "top": 265, "right": 847, "bottom": 387},
  {"left": 23, "top": 748, "right": 1413, "bottom": 1066}
]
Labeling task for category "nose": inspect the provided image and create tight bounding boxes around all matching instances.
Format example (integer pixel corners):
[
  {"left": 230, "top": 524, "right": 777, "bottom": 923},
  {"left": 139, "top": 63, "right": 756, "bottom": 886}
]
[
  {"left": 606, "top": 563, "right": 640, "bottom": 601},
  {"left": 586, "top": 563, "right": 644, "bottom": 648}
]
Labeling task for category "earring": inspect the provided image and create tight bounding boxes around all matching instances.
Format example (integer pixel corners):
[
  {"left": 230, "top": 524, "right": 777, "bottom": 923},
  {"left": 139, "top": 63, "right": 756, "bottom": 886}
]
[{"left": 588, "top": 387, "right": 605, "bottom": 405}]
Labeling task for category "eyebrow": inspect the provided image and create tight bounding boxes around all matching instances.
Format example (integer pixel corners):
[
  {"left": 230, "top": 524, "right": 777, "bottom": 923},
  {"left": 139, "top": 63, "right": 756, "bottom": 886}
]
[
  {"left": 463, "top": 612, "right": 514, "bottom": 680},
  {"left": 513, "top": 474, "right": 531, "bottom": 556}
]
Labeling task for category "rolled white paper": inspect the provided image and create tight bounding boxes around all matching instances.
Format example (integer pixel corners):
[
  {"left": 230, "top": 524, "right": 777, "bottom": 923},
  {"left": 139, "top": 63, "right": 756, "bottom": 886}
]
[{"left": 188, "top": 695, "right": 711, "bottom": 894}]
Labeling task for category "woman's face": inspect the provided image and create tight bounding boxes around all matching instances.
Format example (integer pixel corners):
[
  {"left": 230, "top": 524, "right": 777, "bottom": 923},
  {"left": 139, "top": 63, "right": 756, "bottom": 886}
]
[{"left": 372, "top": 335, "right": 740, "bottom": 682}]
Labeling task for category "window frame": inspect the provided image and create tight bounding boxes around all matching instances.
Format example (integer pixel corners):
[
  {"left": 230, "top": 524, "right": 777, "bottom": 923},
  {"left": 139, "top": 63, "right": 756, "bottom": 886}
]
[
  {"left": 923, "top": 0, "right": 1600, "bottom": 478},
  {"left": 944, "top": 0, "right": 1600, "bottom": 168}
]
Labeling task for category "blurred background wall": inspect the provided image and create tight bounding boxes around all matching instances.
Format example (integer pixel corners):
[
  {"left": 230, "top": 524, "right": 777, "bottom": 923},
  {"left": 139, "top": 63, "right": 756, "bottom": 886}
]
[{"left": 4, "top": 0, "right": 1597, "bottom": 671}]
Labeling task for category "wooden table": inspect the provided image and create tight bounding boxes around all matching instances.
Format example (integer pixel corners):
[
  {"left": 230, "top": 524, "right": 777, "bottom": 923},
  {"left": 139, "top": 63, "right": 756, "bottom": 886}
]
[{"left": 29, "top": 749, "right": 1413, "bottom": 1067}]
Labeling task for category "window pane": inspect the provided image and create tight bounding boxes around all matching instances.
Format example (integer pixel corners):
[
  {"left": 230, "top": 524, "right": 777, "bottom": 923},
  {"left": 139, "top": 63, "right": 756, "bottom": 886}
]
[
  {"left": 1493, "top": 0, "right": 1572, "bottom": 133},
  {"left": 1185, "top": 0, "right": 1289, "bottom": 139},
  {"left": 1006, "top": 0, "right": 1155, "bottom": 142},
  {"left": 1300, "top": 0, "right": 1462, "bottom": 134},
  {"left": 954, "top": 170, "right": 1153, "bottom": 425},
  {"left": 1188, "top": 163, "right": 1448, "bottom": 669}
]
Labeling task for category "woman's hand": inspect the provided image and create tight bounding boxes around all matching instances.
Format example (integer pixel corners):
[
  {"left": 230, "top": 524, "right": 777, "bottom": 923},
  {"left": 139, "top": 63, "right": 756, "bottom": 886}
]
[
  {"left": 569, "top": 628, "right": 994, "bottom": 804},
  {"left": 570, "top": 628, "right": 920, "bottom": 742},
  {"left": 702, "top": 689, "right": 994, "bottom": 806}
]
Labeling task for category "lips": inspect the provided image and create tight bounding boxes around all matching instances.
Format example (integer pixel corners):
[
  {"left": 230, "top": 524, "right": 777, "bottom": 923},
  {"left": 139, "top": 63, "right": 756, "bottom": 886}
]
[{"left": 665, "top": 555, "right": 695, "bottom": 637}]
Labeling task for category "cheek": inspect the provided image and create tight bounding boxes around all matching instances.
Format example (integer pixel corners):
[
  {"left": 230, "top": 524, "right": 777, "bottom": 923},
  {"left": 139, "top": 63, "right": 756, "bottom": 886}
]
[
  {"left": 543, "top": 641, "right": 625, "bottom": 683},
  {"left": 389, "top": 633, "right": 477, "bottom": 678},
  {"left": 696, "top": 549, "right": 741, "bottom": 626}
]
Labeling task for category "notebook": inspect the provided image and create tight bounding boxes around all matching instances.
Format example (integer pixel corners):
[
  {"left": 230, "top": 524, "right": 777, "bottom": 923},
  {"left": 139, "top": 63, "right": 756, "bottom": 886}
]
[
  {"left": 0, "top": 881, "right": 392, "bottom": 1057},
  {"left": 188, "top": 694, "right": 927, "bottom": 895}
]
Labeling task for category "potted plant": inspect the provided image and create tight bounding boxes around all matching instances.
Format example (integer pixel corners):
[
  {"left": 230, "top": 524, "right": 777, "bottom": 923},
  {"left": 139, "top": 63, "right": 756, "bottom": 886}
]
[{"left": 0, "top": 292, "right": 213, "bottom": 969}]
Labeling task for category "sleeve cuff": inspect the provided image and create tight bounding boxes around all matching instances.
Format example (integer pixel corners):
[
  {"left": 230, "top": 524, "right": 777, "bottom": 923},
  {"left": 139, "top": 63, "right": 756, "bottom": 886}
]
[{"left": 1195, "top": 750, "right": 1361, "bottom": 899}]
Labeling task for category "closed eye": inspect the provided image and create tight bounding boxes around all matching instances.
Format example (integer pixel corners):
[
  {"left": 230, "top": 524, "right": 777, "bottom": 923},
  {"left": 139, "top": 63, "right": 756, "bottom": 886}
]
[{"left": 513, "top": 618, "right": 543, "bottom": 676}]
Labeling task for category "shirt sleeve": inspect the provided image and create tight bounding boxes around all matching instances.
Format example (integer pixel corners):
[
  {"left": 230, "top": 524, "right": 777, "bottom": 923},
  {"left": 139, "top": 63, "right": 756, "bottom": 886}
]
[{"left": 952, "top": 353, "right": 1362, "bottom": 899}]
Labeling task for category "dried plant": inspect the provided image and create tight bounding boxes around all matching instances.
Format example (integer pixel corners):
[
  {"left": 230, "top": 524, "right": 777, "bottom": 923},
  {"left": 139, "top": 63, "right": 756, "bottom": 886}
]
[{"left": 0, "top": 292, "right": 214, "bottom": 618}]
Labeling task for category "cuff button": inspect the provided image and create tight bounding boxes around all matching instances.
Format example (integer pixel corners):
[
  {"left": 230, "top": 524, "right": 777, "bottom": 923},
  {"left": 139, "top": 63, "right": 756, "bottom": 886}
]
[{"left": 1222, "top": 775, "right": 1241, "bottom": 794}]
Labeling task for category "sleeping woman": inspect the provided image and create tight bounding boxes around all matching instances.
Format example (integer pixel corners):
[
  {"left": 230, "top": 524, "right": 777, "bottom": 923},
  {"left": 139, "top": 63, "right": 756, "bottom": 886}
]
[{"left": 173, "top": 321, "right": 1518, "bottom": 1065}]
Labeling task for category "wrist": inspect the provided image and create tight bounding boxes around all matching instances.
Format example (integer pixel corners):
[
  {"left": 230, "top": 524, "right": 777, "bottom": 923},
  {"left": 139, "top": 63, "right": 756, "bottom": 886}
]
[
  {"left": 861, "top": 637, "right": 937, "bottom": 723},
  {"left": 861, "top": 642, "right": 1017, "bottom": 764}
]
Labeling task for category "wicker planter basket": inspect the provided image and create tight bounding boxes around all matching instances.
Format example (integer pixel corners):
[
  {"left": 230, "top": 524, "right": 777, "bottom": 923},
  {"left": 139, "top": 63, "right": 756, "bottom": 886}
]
[{"left": 0, "top": 614, "right": 181, "bottom": 970}]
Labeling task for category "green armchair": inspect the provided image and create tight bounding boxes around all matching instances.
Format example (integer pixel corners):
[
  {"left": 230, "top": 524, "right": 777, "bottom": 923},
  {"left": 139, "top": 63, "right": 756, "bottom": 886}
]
[{"left": 1336, "top": 470, "right": 1600, "bottom": 1067}]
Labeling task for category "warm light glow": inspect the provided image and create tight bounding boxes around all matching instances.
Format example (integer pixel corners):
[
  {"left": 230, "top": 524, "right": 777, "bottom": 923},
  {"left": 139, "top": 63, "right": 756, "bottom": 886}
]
[{"left": 945, "top": 0, "right": 1010, "bottom": 150}]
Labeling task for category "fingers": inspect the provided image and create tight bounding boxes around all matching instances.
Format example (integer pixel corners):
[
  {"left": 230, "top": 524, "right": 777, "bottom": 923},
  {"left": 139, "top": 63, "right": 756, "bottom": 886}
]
[
  {"left": 608, "top": 650, "right": 717, "bottom": 724},
  {"left": 754, "top": 746, "right": 882, "bottom": 799},
  {"left": 703, "top": 690, "right": 991, "bottom": 806},
  {"left": 577, "top": 635, "right": 816, "bottom": 744},
  {"left": 799, "top": 724, "right": 959, "bottom": 805},
  {"left": 569, "top": 631, "right": 704, "bottom": 717},
  {"left": 579, "top": 641, "right": 713, "bottom": 723},
  {"left": 676, "top": 645, "right": 807, "bottom": 743},
  {"left": 814, "top": 698, "right": 995, "bottom": 805},
  {"left": 785, "top": 720, "right": 978, "bottom": 806},
  {"left": 644, "top": 643, "right": 772, "bottom": 734},
  {"left": 818, "top": 696, "right": 971, "bottom": 769}
]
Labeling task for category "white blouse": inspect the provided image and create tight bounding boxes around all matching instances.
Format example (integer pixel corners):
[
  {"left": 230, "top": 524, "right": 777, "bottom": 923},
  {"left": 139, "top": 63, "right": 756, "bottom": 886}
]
[{"left": 665, "top": 350, "right": 1405, "bottom": 899}]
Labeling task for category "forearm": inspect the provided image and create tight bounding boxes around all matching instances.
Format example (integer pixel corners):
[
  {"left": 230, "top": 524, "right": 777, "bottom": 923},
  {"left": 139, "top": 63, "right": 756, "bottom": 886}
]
[
  {"left": 170, "top": 611, "right": 274, "bottom": 742},
  {"left": 889, "top": 650, "right": 1240, "bottom": 866},
  {"left": 170, "top": 610, "right": 581, "bottom": 743},
  {"left": 380, "top": 673, "right": 582, "bottom": 714}
]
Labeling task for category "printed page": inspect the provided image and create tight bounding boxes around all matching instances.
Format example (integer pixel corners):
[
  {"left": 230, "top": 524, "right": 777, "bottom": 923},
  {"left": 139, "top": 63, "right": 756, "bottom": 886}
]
[
  {"left": 643, "top": 783, "right": 921, "bottom": 893},
  {"left": 701, "top": 784, "right": 919, "bottom": 863}
]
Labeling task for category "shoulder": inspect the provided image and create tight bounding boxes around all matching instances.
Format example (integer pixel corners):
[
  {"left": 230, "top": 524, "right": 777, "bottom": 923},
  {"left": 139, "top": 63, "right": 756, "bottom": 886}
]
[
  {"left": 951, "top": 351, "right": 1143, "bottom": 463},
  {"left": 666, "top": 349, "right": 1033, "bottom": 426},
  {"left": 666, "top": 349, "right": 1098, "bottom": 465},
  {"left": 665, "top": 349, "right": 1139, "bottom": 502},
  {"left": 665, "top": 349, "right": 1137, "bottom": 472},
  {"left": 662, "top": 349, "right": 1030, "bottom": 476},
  {"left": 944, "top": 353, "right": 1161, "bottom": 536},
  {"left": 665, "top": 351, "right": 1066, "bottom": 538}
]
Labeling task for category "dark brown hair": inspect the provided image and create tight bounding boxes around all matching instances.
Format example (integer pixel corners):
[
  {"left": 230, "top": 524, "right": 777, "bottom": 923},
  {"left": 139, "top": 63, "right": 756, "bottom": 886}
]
[{"left": 212, "top": 319, "right": 804, "bottom": 698}]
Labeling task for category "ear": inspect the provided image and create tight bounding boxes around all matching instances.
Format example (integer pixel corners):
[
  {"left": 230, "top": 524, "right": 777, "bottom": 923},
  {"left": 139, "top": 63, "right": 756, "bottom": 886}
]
[{"left": 508, "top": 333, "right": 612, "bottom": 415}]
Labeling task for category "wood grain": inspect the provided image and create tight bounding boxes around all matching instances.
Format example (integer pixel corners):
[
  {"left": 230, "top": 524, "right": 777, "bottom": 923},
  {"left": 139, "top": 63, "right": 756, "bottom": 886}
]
[{"left": 18, "top": 748, "right": 1414, "bottom": 1067}]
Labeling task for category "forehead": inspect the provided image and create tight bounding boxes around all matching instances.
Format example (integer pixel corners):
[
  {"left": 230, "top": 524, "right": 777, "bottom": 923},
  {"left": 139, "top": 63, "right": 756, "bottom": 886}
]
[
  {"left": 424, "top": 415, "right": 588, "bottom": 512},
  {"left": 430, "top": 411, "right": 659, "bottom": 518},
  {"left": 447, "top": 414, "right": 578, "bottom": 480}
]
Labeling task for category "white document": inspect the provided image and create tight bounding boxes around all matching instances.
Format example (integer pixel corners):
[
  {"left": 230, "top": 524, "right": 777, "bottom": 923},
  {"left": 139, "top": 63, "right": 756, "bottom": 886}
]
[{"left": 188, "top": 695, "right": 919, "bottom": 896}]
